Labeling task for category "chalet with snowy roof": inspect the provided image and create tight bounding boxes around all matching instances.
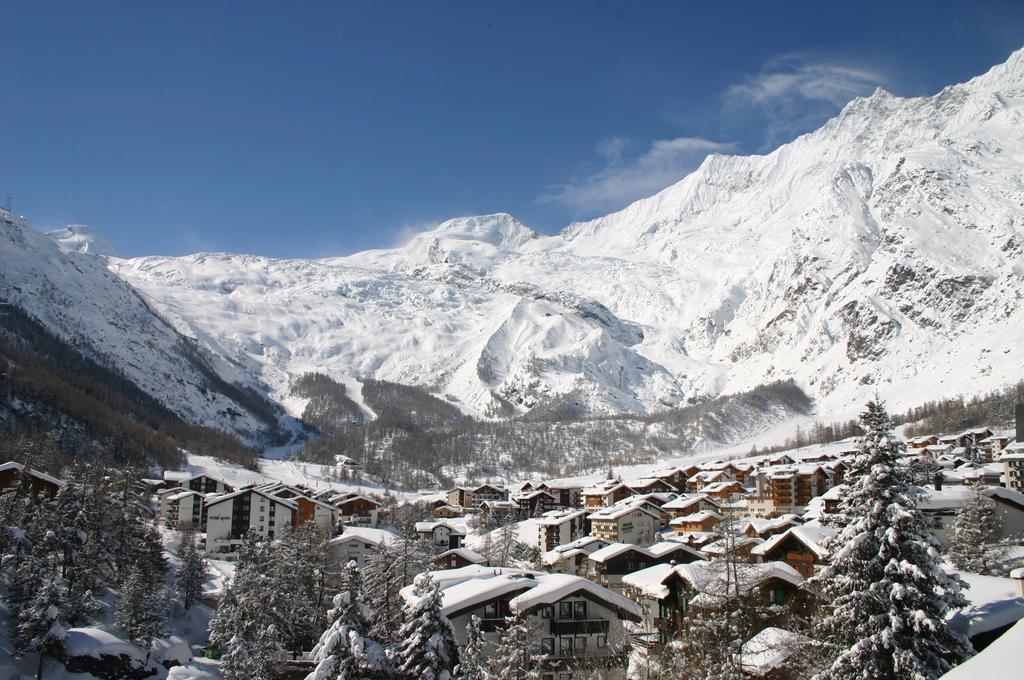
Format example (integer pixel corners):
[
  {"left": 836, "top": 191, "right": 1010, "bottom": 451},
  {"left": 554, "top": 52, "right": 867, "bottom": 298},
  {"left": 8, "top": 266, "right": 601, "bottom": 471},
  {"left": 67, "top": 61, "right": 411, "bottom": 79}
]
[
  {"left": 405, "top": 569, "right": 641, "bottom": 679},
  {"left": 582, "top": 481, "right": 633, "bottom": 508},
  {"left": 163, "top": 471, "right": 232, "bottom": 495},
  {"left": 536, "top": 508, "right": 591, "bottom": 552},
  {"left": 670, "top": 510, "right": 721, "bottom": 534},
  {"left": 0, "top": 461, "right": 64, "bottom": 498},
  {"left": 662, "top": 494, "right": 720, "bottom": 521},
  {"left": 750, "top": 525, "right": 837, "bottom": 577},
  {"left": 542, "top": 536, "right": 612, "bottom": 575},
  {"left": 700, "top": 480, "right": 747, "bottom": 502},
  {"left": 415, "top": 520, "right": 466, "bottom": 550},
  {"left": 327, "top": 527, "right": 398, "bottom": 568},
  {"left": 434, "top": 547, "right": 488, "bottom": 569},
  {"left": 588, "top": 503, "right": 660, "bottom": 544},
  {"left": 743, "top": 514, "right": 802, "bottom": 540},
  {"left": 587, "top": 542, "right": 705, "bottom": 592},
  {"left": 700, "top": 535, "right": 764, "bottom": 563},
  {"left": 627, "top": 478, "right": 677, "bottom": 495},
  {"left": 432, "top": 503, "right": 463, "bottom": 519},
  {"left": 203, "top": 488, "right": 298, "bottom": 556},
  {"left": 515, "top": 489, "right": 558, "bottom": 516},
  {"left": 479, "top": 499, "right": 520, "bottom": 524},
  {"left": 330, "top": 492, "right": 381, "bottom": 527},
  {"left": 652, "top": 466, "right": 689, "bottom": 491},
  {"left": 158, "top": 489, "right": 204, "bottom": 530},
  {"left": 686, "top": 470, "right": 735, "bottom": 493},
  {"left": 909, "top": 435, "right": 939, "bottom": 449},
  {"left": 622, "top": 560, "right": 806, "bottom": 646},
  {"left": 537, "top": 479, "right": 586, "bottom": 508}
]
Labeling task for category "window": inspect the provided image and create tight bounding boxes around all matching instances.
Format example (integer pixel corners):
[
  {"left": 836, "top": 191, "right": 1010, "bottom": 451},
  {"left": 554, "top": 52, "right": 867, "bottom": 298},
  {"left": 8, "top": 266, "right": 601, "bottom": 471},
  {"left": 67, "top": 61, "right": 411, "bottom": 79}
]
[
  {"left": 559, "top": 637, "right": 573, "bottom": 655},
  {"left": 484, "top": 602, "right": 498, "bottom": 619},
  {"left": 560, "top": 675, "right": 572, "bottom": 680},
  {"left": 573, "top": 601, "right": 586, "bottom": 620},
  {"left": 541, "top": 637, "right": 554, "bottom": 655},
  {"left": 541, "top": 606, "right": 553, "bottom": 619},
  {"left": 575, "top": 637, "right": 587, "bottom": 652},
  {"left": 596, "top": 635, "right": 607, "bottom": 648},
  {"left": 559, "top": 602, "right": 572, "bottom": 619}
]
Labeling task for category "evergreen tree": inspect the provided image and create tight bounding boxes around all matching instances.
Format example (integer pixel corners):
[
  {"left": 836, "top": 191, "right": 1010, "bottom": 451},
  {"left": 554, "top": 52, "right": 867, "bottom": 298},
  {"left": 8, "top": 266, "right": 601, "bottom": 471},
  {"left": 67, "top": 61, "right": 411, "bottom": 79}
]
[
  {"left": 176, "top": 528, "right": 208, "bottom": 610},
  {"left": 209, "top": 535, "right": 284, "bottom": 680},
  {"left": 364, "top": 544, "right": 402, "bottom": 645},
  {"left": 116, "top": 566, "right": 169, "bottom": 663},
  {"left": 487, "top": 612, "right": 539, "bottom": 680},
  {"left": 815, "top": 400, "right": 971, "bottom": 679},
  {"left": 947, "top": 483, "right": 1009, "bottom": 575},
  {"left": 394, "top": 573, "right": 459, "bottom": 680},
  {"left": 16, "top": 566, "right": 68, "bottom": 680},
  {"left": 455, "top": 615, "right": 490, "bottom": 680},
  {"left": 8, "top": 546, "right": 50, "bottom": 650},
  {"left": 307, "top": 560, "right": 388, "bottom": 679}
]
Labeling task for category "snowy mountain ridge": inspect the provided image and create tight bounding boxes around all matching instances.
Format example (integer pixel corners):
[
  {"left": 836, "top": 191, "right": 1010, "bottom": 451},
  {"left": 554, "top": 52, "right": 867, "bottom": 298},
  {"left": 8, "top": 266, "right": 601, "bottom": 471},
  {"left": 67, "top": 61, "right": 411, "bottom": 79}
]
[{"left": 12, "top": 46, "right": 1024, "bottom": 432}]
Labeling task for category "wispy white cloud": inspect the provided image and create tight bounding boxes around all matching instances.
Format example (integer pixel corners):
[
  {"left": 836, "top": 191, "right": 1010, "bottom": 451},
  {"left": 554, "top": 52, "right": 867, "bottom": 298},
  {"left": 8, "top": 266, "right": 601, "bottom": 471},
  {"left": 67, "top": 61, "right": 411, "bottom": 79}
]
[
  {"left": 723, "top": 55, "right": 887, "bottom": 145},
  {"left": 538, "top": 135, "right": 734, "bottom": 214}
]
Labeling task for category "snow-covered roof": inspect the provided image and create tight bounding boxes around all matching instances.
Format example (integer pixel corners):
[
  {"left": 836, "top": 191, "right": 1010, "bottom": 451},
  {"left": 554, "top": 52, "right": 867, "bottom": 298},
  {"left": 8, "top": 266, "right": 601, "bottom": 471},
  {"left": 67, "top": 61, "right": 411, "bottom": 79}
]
[
  {"left": 65, "top": 626, "right": 144, "bottom": 662},
  {"left": 508, "top": 573, "right": 641, "bottom": 620},
  {"left": 678, "top": 561, "right": 805, "bottom": 602},
  {"left": 542, "top": 536, "right": 611, "bottom": 563},
  {"left": 940, "top": 618, "right": 1024, "bottom": 679},
  {"left": 947, "top": 571, "right": 1024, "bottom": 638},
  {"left": 740, "top": 627, "right": 811, "bottom": 677},
  {"left": 669, "top": 510, "right": 721, "bottom": 525},
  {"left": 0, "top": 461, "right": 65, "bottom": 488},
  {"left": 621, "top": 563, "right": 676, "bottom": 599},
  {"left": 329, "top": 526, "right": 398, "bottom": 547},
  {"left": 750, "top": 526, "right": 837, "bottom": 560},
  {"left": 437, "top": 548, "right": 487, "bottom": 564},
  {"left": 536, "top": 507, "right": 589, "bottom": 523},
  {"left": 588, "top": 503, "right": 660, "bottom": 521},
  {"left": 204, "top": 487, "right": 297, "bottom": 510},
  {"left": 662, "top": 494, "right": 718, "bottom": 510},
  {"left": 588, "top": 541, "right": 705, "bottom": 565},
  {"left": 701, "top": 536, "right": 764, "bottom": 556},
  {"left": 415, "top": 521, "right": 467, "bottom": 536},
  {"left": 743, "top": 514, "right": 801, "bottom": 535},
  {"left": 588, "top": 542, "right": 650, "bottom": 563}
]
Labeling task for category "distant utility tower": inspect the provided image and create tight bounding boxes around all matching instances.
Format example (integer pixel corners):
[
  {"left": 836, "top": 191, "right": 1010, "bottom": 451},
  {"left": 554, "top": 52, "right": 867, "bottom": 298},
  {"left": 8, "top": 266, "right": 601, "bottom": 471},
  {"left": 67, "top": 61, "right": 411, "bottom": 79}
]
[{"left": 3, "top": 194, "right": 11, "bottom": 212}]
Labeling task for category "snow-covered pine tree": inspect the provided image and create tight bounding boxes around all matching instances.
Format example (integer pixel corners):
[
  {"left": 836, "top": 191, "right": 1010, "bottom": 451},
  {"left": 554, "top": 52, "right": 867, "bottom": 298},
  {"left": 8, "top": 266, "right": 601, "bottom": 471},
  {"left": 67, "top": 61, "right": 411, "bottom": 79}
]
[
  {"left": 455, "top": 614, "right": 490, "bottom": 680},
  {"left": 176, "top": 528, "right": 208, "bottom": 610},
  {"left": 10, "top": 547, "right": 53, "bottom": 652},
  {"left": 394, "top": 572, "right": 459, "bottom": 680},
  {"left": 364, "top": 544, "right": 402, "bottom": 645},
  {"left": 486, "top": 611, "right": 539, "bottom": 680},
  {"left": 307, "top": 560, "right": 388, "bottom": 679},
  {"left": 210, "top": 534, "right": 284, "bottom": 680},
  {"left": 815, "top": 400, "right": 971, "bottom": 680},
  {"left": 116, "top": 565, "right": 168, "bottom": 662},
  {"left": 947, "top": 482, "right": 1009, "bottom": 575},
  {"left": 16, "top": 562, "right": 68, "bottom": 680}
]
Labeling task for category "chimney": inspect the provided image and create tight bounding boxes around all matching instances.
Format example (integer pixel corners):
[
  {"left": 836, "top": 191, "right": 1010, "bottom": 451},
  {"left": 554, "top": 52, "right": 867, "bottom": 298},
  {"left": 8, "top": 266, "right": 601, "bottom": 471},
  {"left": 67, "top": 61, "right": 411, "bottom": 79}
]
[
  {"left": 1012, "top": 568, "right": 1024, "bottom": 598},
  {"left": 1017, "top": 402, "right": 1024, "bottom": 444},
  {"left": 933, "top": 472, "right": 943, "bottom": 492}
]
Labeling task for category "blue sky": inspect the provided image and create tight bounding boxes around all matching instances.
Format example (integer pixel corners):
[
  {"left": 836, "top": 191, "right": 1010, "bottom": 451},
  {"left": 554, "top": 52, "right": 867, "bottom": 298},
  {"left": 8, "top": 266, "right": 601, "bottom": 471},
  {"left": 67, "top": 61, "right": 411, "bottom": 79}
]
[{"left": 2, "top": 1, "right": 1023, "bottom": 258}]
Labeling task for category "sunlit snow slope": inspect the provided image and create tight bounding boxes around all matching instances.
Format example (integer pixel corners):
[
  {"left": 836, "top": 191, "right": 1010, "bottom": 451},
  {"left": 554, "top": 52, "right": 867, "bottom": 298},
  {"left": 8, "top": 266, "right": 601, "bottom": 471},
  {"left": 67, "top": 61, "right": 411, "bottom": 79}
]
[{"left": 92, "top": 48, "right": 1024, "bottom": 420}]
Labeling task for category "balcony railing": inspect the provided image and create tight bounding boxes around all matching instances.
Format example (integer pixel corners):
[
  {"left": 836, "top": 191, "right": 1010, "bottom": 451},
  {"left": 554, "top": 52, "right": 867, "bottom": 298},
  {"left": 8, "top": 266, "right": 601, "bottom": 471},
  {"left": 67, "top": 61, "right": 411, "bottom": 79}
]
[{"left": 549, "top": 619, "right": 609, "bottom": 635}]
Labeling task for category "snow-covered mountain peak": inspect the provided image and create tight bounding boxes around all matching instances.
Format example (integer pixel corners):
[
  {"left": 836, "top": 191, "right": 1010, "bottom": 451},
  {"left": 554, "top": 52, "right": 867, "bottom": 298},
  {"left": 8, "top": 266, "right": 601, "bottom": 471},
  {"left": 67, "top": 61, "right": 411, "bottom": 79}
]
[
  {"left": 12, "top": 46, "right": 1024, "bottom": 427},
  {"left": 46, "top": 224, "right": 124, "bottom": 258}
]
